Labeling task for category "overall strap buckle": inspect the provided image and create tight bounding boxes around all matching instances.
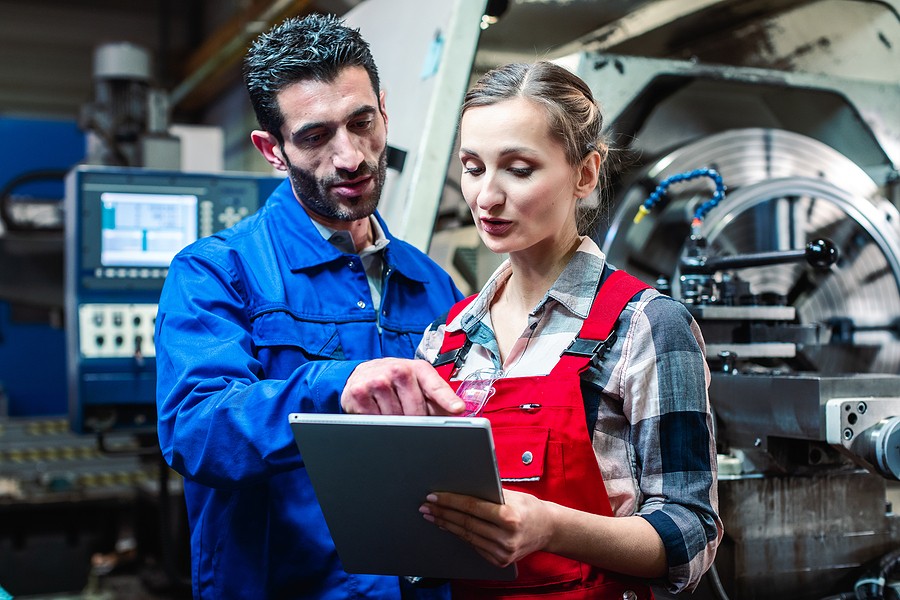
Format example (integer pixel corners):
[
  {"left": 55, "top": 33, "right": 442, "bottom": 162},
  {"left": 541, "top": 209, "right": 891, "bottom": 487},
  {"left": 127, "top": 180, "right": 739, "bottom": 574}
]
[
  {"left": 561, "top": 328, "right": 618, "bottom": 368},
  {"left": 432, "top": 338, "right": 473, "bottom": 372}
]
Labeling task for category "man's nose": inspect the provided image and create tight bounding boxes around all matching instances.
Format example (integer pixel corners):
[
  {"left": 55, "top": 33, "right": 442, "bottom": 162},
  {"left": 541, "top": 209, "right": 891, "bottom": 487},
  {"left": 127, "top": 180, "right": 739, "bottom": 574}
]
[{"left": 331, "top": 129, "right": 365, "bottom": 172}]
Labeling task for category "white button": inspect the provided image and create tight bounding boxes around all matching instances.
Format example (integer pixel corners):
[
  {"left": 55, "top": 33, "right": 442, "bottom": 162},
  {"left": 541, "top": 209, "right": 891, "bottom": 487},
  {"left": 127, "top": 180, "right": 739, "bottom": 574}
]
[
  {"left": 522, "top": 451, "right": 533, "bottom": 465},
  {"left": 623, "top": 592, "right": 638, "bottom": 600},
  {"left": 357, "top": 300, "right": 366, "bottom": 309},
  {"left": 348, "top": 261, "right": 356, "bottom": 269}
]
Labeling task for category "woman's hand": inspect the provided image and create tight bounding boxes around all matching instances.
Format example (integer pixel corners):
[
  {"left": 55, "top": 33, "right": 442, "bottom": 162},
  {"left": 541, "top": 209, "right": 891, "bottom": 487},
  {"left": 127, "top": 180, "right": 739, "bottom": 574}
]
[{"left": 419, "top": 489, "right": 554, "bottom": 567}]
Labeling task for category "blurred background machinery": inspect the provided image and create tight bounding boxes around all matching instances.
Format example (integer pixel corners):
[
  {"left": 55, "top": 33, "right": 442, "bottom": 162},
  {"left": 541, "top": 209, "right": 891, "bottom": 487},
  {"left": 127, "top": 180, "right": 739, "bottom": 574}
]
[
  {"left": 565, "top": 49, "right": 900, "bottom": 599},
  {"left": 1, "top": 34, "right": 280, "bottom": 599}
]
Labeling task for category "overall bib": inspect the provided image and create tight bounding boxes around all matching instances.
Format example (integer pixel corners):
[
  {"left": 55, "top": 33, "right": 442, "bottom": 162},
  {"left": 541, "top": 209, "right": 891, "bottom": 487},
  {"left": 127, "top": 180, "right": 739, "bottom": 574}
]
[{"left": 433, "top": 270, "right": 655, "bottom": 599}]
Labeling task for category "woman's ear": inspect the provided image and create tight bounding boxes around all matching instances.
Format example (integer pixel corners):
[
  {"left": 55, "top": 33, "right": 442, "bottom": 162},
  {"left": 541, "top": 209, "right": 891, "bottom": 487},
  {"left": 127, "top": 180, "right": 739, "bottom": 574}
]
[
  {"left": 250, "top": 130, "right": 288, "bottom": 171},
  {"left": 575, "top": 151, "right": 602, "bottom": 198}
]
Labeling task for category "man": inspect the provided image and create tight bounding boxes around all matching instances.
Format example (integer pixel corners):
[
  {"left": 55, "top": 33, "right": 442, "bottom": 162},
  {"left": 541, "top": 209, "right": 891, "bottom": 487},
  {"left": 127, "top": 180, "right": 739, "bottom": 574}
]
[{"left": 156, "top": 14, "right": 463, "bottom": 599}]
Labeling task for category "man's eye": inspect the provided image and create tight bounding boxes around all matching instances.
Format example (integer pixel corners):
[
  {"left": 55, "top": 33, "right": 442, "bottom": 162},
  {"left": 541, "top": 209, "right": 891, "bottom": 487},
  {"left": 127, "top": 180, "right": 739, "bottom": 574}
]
[
  {"left": 352, "top": 119, "right": 373, "bottom": 130},
  {"left": 302, "top": 134, "right": 324, "bottom": 145}
]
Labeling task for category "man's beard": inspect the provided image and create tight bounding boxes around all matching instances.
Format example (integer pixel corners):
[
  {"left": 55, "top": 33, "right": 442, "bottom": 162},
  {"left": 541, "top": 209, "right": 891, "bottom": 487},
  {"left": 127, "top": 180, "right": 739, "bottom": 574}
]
[{"left": 285, "top": 147, "right": 388, "bottom": 222}]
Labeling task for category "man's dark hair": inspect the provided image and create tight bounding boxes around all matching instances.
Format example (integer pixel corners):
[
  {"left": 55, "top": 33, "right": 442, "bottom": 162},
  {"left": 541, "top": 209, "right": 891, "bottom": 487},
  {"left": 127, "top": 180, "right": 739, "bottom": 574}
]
[{"left": 243, "top": 13, "right": 381, "bottom": 143}]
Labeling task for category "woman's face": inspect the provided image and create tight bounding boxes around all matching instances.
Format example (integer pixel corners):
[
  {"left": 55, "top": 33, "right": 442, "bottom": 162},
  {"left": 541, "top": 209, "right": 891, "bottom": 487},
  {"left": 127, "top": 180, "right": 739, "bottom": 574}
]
[{"left": 458, "top": 97, "right": 581, "bottom": 260}]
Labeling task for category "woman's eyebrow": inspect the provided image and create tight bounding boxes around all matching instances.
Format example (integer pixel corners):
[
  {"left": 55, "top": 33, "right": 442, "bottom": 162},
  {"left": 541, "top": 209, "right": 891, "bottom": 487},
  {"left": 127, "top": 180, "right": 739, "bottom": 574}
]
[{"left": 459, "top": 146, "right": 537, "bottom": 157}]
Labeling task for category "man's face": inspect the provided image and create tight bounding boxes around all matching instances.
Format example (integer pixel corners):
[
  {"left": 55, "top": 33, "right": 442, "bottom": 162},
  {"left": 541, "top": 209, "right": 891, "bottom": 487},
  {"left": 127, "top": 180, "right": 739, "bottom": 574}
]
[
  {"left": 275, "top": 66, "right": 388, "bottom": 225},
  {"left": 283, "top": 145, "right": 388, "bottom": 223}
]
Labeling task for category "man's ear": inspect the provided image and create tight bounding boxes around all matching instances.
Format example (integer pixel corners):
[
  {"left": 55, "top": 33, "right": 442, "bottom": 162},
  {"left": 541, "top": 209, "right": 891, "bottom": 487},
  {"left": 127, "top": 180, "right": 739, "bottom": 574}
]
[
  {"left": 379, "top": 90, "right": 388, "bottom": 133},
  {"left": 575, "top": 151, "right": 602, "bottom": 198},
  {"left": 250, "top": 130, "right": 288, "bottom": 171}
]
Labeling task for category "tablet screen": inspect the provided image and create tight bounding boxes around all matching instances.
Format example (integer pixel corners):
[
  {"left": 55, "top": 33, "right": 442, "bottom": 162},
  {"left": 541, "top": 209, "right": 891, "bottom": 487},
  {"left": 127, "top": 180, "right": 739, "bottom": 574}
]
[{"left": 289, "top": 413, "right": 517, "bottom": 581}]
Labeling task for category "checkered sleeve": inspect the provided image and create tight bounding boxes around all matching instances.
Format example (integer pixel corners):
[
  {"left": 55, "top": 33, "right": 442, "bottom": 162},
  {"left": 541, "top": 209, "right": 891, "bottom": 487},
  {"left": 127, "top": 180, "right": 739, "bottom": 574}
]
[{"left": 621, "top": 295, "right": 723, "bottom": 593}]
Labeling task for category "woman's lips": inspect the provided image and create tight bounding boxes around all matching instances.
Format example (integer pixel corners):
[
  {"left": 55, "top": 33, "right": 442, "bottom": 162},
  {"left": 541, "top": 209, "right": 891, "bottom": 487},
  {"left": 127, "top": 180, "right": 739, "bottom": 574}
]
[{"left": 480, "top": 217, "right": 512, "bottom": 235}]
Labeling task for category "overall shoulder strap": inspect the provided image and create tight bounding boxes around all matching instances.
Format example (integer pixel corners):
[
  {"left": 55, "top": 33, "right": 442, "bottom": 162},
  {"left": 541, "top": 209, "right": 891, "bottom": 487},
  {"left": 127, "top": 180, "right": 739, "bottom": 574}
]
[
  {"left": 431, "top": 294, "right": 478, "bottom": 378},
  {"left": 555, "top": 269, "right": 652, "bottom": 375}
]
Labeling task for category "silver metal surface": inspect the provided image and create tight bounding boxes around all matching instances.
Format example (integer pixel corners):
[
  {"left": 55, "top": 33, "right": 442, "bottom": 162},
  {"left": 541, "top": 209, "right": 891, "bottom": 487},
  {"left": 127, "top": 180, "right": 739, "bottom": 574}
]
[
  {"left": 825, "top": 398, "right": 900, "bottom": 479},
  {"left": 687, "top": 305, "right": 796, "bottom": 320},
  {"left": 575, "top": 52, "right": 900, "bottom": 177},
  {"left": 716, "top": 471, "right": 900, "bottom": 600},
  {"left": 862, "top": 417, "right": 900, "bottom": 480},
  {"left": 599, "top": 128, "right": 900, "bottom": 375},
  {"left": 706, "top": 342, "right": 796, "bottom": 358},
  {"left": 710, "top": 372, "right": 900, "bottom": 447}
]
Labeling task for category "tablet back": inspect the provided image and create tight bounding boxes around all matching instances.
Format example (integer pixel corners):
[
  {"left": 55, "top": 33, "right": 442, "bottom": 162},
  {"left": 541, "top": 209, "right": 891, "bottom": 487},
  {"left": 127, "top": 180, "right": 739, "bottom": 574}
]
[{"left": 289, "top": 413, "right": 517, "bottom": 581}]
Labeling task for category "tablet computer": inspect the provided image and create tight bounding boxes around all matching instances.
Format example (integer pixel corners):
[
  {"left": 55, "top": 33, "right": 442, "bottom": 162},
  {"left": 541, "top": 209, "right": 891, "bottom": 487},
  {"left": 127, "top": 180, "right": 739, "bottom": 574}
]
[{"left": 288, "top": 413, "right": 517, "bottom": 581}]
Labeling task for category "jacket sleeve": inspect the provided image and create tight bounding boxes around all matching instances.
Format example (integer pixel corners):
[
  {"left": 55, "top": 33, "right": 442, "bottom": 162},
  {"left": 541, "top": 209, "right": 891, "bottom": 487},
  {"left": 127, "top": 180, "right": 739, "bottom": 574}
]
[
  {"left": 155, "top": 251, "right": 361, "bottom": 490},
  {"left": 622, "top": 295, "right": 724, "bottom": 593}
]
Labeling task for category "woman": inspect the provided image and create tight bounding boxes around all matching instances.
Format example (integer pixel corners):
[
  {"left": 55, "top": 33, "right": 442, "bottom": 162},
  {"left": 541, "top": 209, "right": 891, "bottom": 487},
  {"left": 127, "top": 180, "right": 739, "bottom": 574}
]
[{"left": 416, "top": 62, "right": 722, "bottom": 598}]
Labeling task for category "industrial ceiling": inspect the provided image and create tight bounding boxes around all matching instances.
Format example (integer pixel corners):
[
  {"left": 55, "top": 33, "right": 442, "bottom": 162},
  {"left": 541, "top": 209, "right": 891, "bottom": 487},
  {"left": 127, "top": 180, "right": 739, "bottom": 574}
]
[{"left": 0, "top": 0, "right": 896, "bottom": 121}]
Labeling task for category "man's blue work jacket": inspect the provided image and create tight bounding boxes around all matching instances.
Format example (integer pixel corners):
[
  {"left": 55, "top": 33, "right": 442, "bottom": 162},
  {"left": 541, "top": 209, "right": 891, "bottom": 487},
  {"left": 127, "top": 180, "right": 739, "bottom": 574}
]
[{"left": 156, "top": 179, "right": 463, "bottom": 599}]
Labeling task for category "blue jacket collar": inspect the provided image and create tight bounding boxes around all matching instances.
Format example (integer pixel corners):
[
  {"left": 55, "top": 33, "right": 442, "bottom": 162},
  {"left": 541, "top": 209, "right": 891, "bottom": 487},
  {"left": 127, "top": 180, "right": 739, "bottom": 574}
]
[{"left": 266, "top": 178, "right": 432, "bottom": 283}]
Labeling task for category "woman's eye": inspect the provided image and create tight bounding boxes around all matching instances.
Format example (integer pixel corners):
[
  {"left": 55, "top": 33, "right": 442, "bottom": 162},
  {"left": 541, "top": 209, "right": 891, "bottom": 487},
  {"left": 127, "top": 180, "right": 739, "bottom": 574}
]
[
  {"left": 463, "top": 165, "right": 484, "bottom": 176},
  {"left": 509, "top": 167, "right": 534, "bottom": 177}
]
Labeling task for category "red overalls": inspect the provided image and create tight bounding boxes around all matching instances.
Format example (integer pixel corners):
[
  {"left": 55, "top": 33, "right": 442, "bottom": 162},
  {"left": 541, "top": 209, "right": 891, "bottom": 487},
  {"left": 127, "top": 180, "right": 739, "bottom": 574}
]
[{"left": 433, "top": 270, "right": 655, "bottom": 599}]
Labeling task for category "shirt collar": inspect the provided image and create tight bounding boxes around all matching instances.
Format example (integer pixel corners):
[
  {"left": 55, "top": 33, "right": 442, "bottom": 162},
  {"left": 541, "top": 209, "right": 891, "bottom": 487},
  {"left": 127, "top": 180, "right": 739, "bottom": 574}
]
[
  {"left": 310, "top": 213, "right": 390, "bottom": 257},
  {"left": 546, "top": 237, "right": 607, "bottom": 318},
  {"left": 266, "top": 178, "right": 433, "bottom": 283},
  {"left": 449, "top": 236, "right": 608, "bottom": 332}
]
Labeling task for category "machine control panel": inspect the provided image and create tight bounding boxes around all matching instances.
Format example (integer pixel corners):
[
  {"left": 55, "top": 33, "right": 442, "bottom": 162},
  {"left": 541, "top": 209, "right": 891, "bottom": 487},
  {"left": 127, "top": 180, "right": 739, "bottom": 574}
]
[
  {"left": 65, "top": 166, "right": 282, "bottom": 432},
  {"left": 78, "top": 303, "right": 158, "bottom": 359}
]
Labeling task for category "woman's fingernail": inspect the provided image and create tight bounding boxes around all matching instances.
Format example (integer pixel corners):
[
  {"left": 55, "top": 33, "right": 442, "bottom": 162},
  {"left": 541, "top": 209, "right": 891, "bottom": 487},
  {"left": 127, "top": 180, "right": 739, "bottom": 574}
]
[
  {"left": 419, "top": 505, "right": 431, "bottom": 515},
  {"left": 422, "top": 513, "right": 435, "bottom": 523},
  {"left": 426, "top": 493, "right": 438, "bottom": 502}
]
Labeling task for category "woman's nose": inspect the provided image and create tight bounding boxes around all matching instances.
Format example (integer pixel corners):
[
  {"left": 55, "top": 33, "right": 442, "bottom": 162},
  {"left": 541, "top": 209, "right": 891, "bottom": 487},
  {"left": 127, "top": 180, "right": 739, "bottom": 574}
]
[{"left": 476, "top": 173, "right": 504, "bottom": 210}]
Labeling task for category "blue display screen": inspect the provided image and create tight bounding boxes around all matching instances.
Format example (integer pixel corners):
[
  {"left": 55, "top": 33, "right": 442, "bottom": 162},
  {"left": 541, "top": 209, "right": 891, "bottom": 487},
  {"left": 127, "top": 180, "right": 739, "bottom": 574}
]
[{"left": 99, "top": 192, "right": 198, "bottom": 267}]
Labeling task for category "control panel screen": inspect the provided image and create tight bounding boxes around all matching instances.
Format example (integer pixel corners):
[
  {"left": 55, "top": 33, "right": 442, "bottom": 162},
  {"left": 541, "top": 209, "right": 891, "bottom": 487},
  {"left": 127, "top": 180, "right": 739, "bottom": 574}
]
[{"left": 100, "top": 192, "right": 198, "bottom": 268}]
